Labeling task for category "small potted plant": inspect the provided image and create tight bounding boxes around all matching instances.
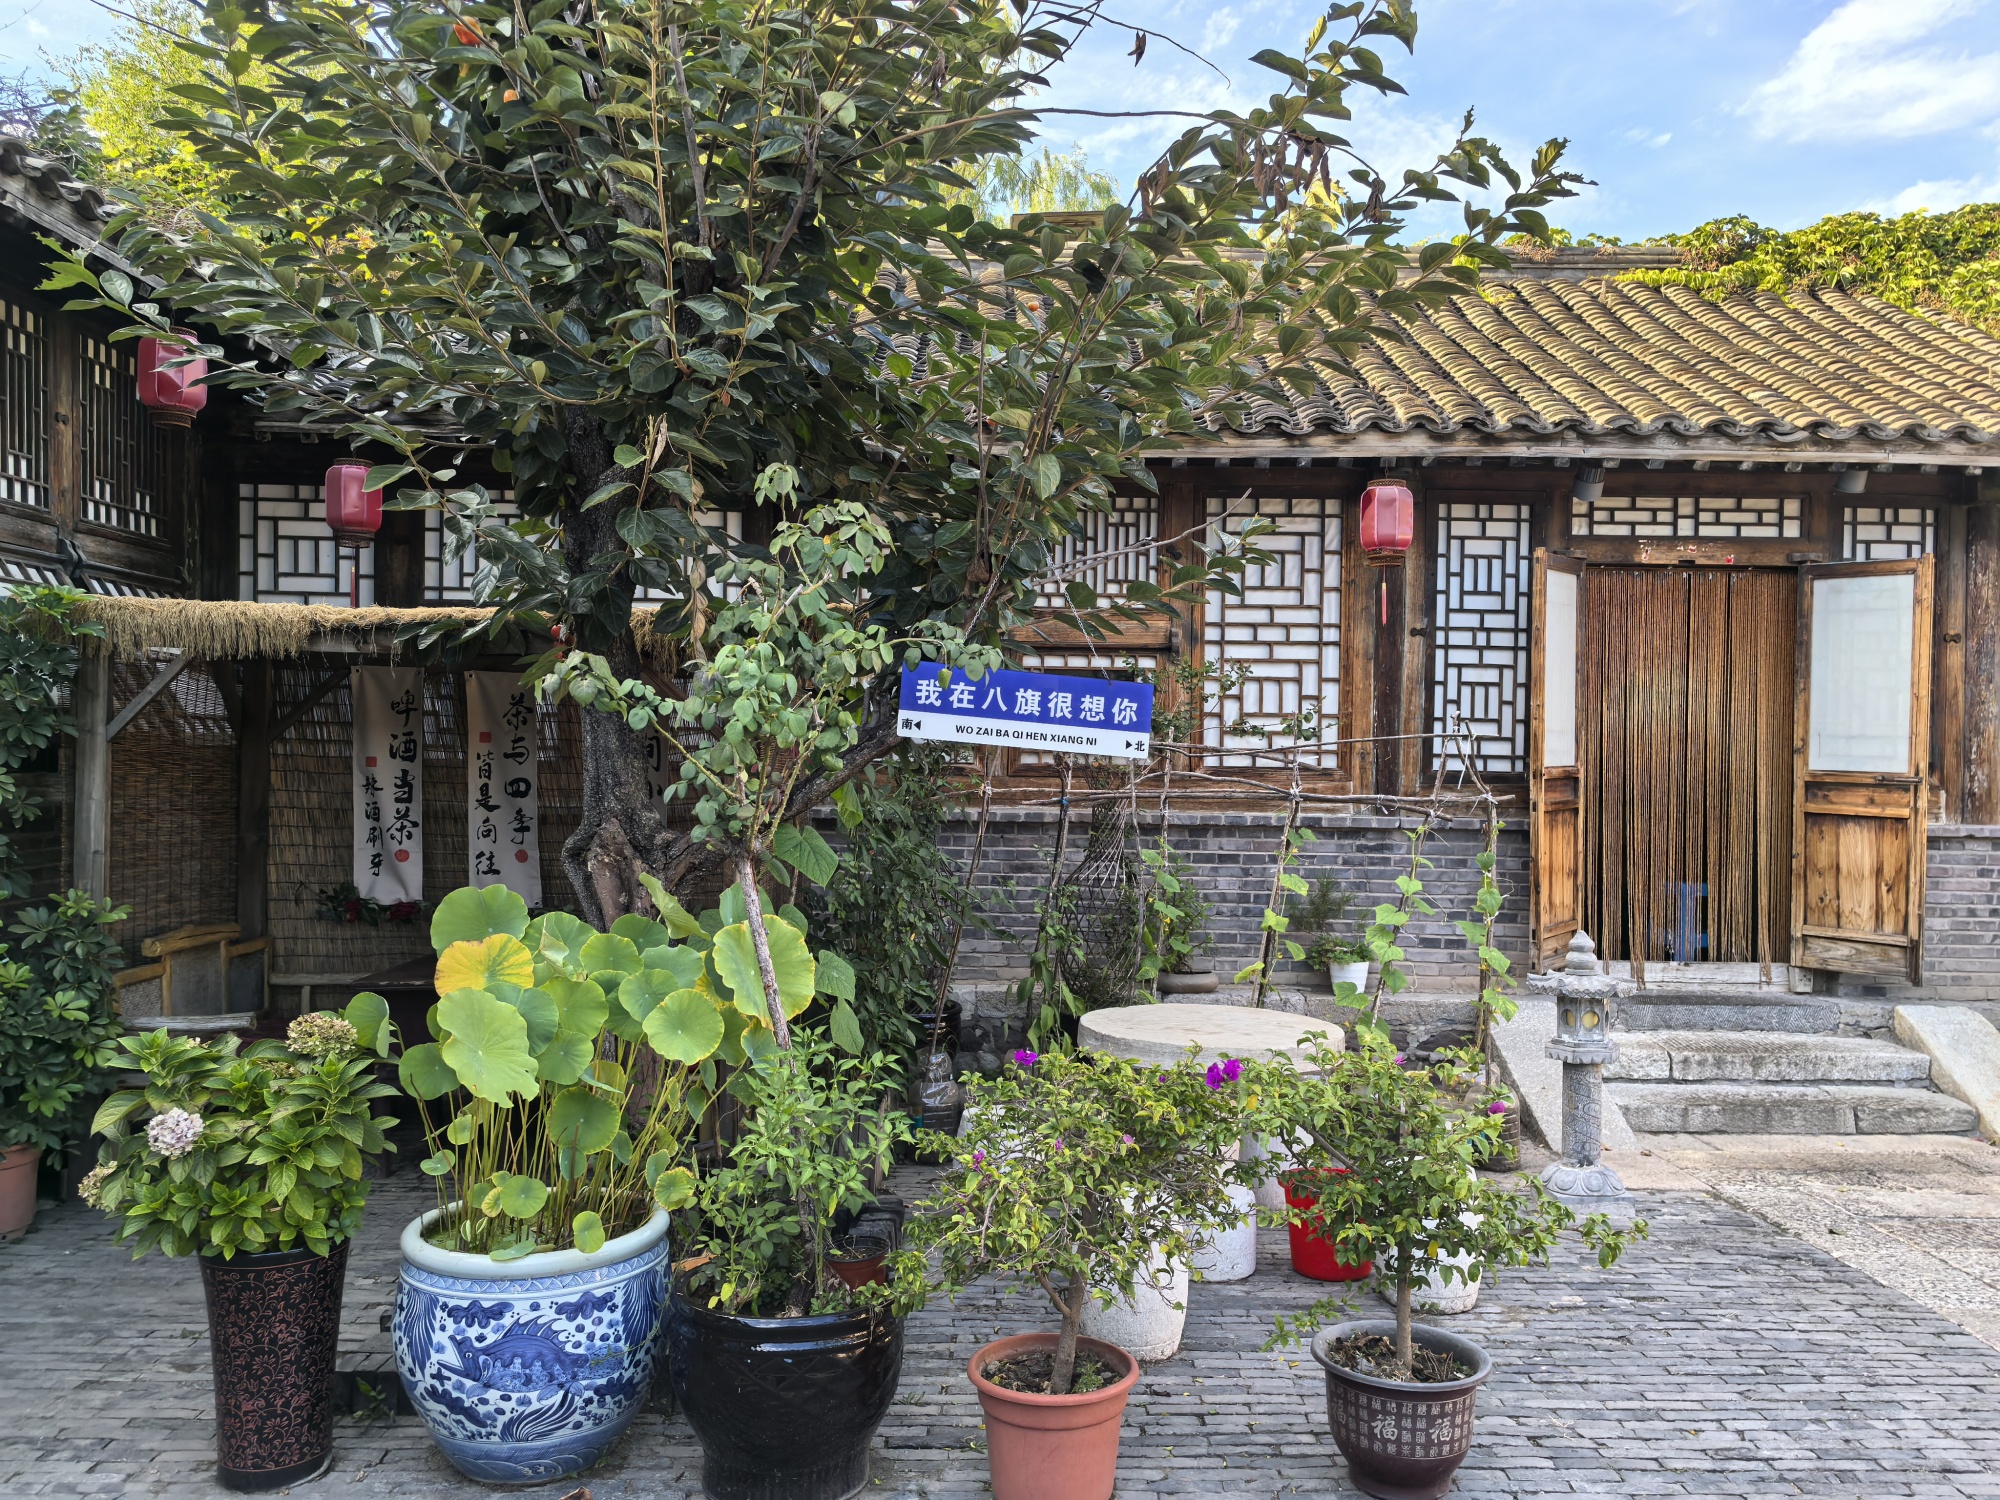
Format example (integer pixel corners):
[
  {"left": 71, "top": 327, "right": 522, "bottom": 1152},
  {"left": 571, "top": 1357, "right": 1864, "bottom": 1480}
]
[
  {"left": 386, "top": 883, "right": 729, "bottom": 1484},
  {"left": 1139, "top": 842, "right": 1215, "bottom": 994},
  {"left": 665, "top": 1030, "right": 915, "bottom": 1500},
  {"left": 909, "top": 1048, "right": 1258, "bottom": 1500},
  {"left": 0, "top": 890, "right": 128, "bottom": 1239},
  {"left": 82, "top": 996, "right": 399, "bottom": 1491},
  {"left": 1290, "top": 878, "right": 1371, "bottom": 993},
  {"left": 1259, "top": 1032, "right": 1644, "bottom": 1500}
]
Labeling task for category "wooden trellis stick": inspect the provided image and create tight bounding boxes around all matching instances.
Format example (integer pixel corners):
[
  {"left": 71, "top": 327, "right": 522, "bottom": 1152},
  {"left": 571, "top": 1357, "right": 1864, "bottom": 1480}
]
[{"left": 1250, "top": 752, "right": 1306, "bottom": 1010}]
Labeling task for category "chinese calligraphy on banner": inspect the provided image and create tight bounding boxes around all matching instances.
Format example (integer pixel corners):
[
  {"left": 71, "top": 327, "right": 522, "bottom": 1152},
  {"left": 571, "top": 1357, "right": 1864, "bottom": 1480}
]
[
  {"left": 466, "top": 671, "right": 542, "bottom": 906},
  {"left": 898, "top": 663, "right": 1154, "bottom": 760},
  {"left": 352, "top": 667, "right": 424, "bottom": 902}
]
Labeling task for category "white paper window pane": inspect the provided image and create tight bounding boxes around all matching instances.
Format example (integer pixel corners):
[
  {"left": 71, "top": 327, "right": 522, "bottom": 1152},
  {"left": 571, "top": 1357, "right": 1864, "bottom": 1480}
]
[
  {"left": 1543, "top": 569, "right": 1578, "bottom": 768},
  {"left": 1808, "top": 573, "right": 1914, "bottom": 773}
]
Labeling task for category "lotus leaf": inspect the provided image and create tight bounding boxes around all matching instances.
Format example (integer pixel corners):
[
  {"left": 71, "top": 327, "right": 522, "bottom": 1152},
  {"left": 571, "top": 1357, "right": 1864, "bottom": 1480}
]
[
  {"left": 342, "top": 991, "right": 393, "bottom": 1054},
  {"left": 534, "top": 1031, "right": 593, "bottom": 1085},
  {"left": 493, "top": 984, "right": 560, "bottom": 1050},
  {"left": 580, "top": 931, "right": 642, "bottom": 978},
  {"left": 643, "top": 987, "right": 725, "bottom": 1064},
  {"left": 398, "top": 1041, "right": 458, "bottom": 1100},
  {"left": 653, "top": 1165, "right": 696, "bottom": 1211},
  {"left": 437, "top": 989, "right": 539, "bottom": 1102},
  {"left": 617, "top": 968, "right": 677, "bottom": 1023},
  {"left": 494, "top": 1173, "right": 550, "bottom": 1219},
  {"left": 546, "top": 1086, "right": 621, "bottom": 1157},
  {"left": 541, "top": 976, "right": 609, "bottom": 1036},
  {"left": 436, "top": 933, "right": 535, "bottom": 994},
  {"left": 640, "top": 942, "right": 705, "bottom": 990},
  {"left": 610, "top": 913, "right": 674, "bottom": 952},
  {"left": 432, "top": 884, "right": 530, "bottom": 953},
  {"left": 525, "top": 910, "right": 594, "bottom": 966},
  {"left": 573, "top": 1210, "right": 607, "bottom": 1255},
  {"left": 638, "top": 874, "right": 705, "bottom": 940}
]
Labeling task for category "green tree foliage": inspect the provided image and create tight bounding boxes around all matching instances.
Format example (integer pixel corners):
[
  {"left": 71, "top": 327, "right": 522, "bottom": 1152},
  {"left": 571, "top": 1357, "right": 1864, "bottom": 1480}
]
[
  {"left": 1625, "top": 205, "right": 2000, "bottom": 334},
  {"left": 52, "top": 0, "right": 1582, "bottom": 922}
]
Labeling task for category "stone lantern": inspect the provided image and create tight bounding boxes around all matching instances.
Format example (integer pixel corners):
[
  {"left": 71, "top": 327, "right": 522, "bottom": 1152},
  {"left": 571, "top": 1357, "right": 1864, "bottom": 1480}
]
[{"left": 1539, "top": 932, "right": 1635, "bottom": 1217}]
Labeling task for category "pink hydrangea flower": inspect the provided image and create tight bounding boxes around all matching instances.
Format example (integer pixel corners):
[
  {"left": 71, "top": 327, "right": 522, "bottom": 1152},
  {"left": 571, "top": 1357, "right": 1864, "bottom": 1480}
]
[{"left": 147, "top": 1109, "right": 203, "bottom": 1159}]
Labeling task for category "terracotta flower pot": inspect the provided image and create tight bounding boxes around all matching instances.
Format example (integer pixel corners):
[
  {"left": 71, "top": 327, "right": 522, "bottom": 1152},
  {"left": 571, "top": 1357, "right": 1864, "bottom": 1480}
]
[
  {"left": 1285, "top": 1172, "right": 1372, "bottom": 1282},
  {"left": 200, "top": 1241, "right": 349, "bottom": 1491},
  {"left": 1311, "top": 1319, "right": 1492, "bottom": 1500},
  {"left": 969, "top": 1333, "right": 1139, "bottom": 1500},
  {"left": 0, "top": 1144, "right": 42, "bottom": 1241}
]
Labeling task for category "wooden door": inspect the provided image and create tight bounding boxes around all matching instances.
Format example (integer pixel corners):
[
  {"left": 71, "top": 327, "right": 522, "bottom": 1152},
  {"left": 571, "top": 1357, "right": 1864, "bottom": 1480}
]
[
  {"left": 1529, "top": 550, "right": 1584, "bottom": 968},
  {"left": 1792, "top": 557, "right": 1935, "bottom": 983}
]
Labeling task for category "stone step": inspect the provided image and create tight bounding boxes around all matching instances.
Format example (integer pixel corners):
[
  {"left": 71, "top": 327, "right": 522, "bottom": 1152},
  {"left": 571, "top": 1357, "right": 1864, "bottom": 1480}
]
[
  {"left": 1607, "top": 1081, "right": 1980, "bottom": 1135},
  {"left": 1606, "top": 1031, "right": 1933, "bottom": 1085}
]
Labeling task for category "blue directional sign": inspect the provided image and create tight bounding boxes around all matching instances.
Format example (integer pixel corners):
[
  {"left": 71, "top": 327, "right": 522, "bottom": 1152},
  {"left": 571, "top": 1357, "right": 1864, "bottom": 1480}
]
[{"left": 898, "top": 663, "right": 1154, "bottom": 760}]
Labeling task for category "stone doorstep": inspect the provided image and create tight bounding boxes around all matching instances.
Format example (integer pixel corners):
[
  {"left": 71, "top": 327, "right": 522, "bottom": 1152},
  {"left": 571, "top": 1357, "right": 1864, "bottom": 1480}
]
[
  {"left": 1607, "top": 1032, "right": 1935, "bottom": 1085},
  {"left": 1607, "top": 1081, "right": 1981, "bottom": 1136}
]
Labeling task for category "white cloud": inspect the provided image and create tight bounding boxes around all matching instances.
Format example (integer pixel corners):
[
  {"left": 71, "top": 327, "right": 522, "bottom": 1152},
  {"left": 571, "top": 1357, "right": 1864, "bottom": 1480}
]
[
  {"left": 1200, "top": 7, "right": 1242, "bottom": 55},
  {"left": 1623, "top": 128, "right": 1673, "bottom": 149},
  {"left": 1743, "top": 0, "right": 2000, "bottom": 142}
]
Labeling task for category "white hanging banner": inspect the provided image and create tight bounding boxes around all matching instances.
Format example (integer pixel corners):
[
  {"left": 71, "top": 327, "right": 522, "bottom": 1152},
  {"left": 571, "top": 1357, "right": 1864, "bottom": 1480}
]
[
  {"left": 352, "top": 667, "right": 425, "bottom": 903},
  {"left": 466, "top": 671, "right": 542, "bottom": 906}
]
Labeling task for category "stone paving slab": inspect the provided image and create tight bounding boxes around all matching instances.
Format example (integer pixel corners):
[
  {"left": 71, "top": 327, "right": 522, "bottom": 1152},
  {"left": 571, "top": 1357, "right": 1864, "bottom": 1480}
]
[{"left": 5, "top": 1174, "right": 2000, "bottom": 1498}]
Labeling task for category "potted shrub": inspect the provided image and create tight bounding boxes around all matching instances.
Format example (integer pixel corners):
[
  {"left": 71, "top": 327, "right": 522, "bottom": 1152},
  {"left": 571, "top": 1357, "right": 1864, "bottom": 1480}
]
[
  {"left": 0, "top": 890, "right": 128, "bottom": 1239},
  {"left": 1259, "top": 1032, "right": 1644, "bottom": 1500},
  {"left": 1140, "top": 841, "right": 1216, "bottom": 995},
  {"left": 665, "top": 1031, "right": 915, "bottom": 1500},
  {"left": 385, "top": 882, "right": 733, "bottom": 1484},
  {"left": 1289, "top": 878, "right": 1371, "bottom": 992},
  {"left": 908, "top": 1048, "right": 1257, "bottom": 1500},
  {"left": 81, "top": 996, "right": 398, "bottom": 1491}
]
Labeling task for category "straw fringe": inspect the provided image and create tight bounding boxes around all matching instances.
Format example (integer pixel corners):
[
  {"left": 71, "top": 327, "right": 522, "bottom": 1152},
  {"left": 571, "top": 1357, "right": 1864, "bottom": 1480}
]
[{"left": 76, "top": 597, "right": 497, "bottom": 661}]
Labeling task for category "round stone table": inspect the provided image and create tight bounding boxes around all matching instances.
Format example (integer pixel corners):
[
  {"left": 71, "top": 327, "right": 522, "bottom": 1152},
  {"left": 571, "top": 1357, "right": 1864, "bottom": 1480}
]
[{"left": 1077, "top": 1004, "right": 1346, "bottom": 1285}]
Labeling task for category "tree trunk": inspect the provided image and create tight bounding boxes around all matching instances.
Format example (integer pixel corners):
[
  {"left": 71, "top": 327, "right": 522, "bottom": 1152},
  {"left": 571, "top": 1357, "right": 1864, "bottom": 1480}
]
[
  {"left": 1394, "top": 1259, "right": 1414, "bottom": 1378},
  {"left": 1050, "top": 1271, "right": 1090, "bottom": 1396}
]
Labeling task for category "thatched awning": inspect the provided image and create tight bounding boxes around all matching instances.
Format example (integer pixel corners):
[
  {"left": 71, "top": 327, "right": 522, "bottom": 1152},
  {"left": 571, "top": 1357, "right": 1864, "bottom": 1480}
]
[{"left": 76, "top": 598, "right": 500, "bottom": 661}]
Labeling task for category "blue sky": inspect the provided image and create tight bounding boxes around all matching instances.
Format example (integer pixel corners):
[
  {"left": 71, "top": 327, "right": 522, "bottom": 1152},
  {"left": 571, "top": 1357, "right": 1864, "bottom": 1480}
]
[{"left": 4, "top": 0, "right": 1998, "bottom": 239}]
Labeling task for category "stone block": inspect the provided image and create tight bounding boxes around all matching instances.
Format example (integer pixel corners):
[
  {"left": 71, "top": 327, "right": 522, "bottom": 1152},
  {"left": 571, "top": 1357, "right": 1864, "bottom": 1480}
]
[
  {"left": 1891, "top": 1005, "right": 2000, "bottom": 1141},
  {"left": 1836, "top": 1085, "right": 1979, "bottom": 1134},
  {"left": 1619, "top": 1031, "right": 1934, "bottom": 1084}
]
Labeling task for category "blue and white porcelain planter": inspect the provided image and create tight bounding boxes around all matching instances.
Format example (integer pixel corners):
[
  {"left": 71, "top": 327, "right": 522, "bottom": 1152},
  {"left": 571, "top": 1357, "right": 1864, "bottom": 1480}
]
[{"left": 394, "top": 1205, "right": 670, "bottom": 1484}]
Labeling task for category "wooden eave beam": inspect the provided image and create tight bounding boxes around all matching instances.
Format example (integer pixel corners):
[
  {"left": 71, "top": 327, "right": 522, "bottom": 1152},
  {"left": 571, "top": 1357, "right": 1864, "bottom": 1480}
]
[{"left": 105, "top": 650, "right": 195, "bottom": 742}]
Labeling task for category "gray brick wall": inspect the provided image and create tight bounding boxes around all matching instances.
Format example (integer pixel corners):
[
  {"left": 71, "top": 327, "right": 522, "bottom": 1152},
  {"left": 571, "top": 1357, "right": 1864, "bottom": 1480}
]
[
  {"left": 1826, "top": 827, "right": 2000, "bottom": 1003},
  {"left": 930, "top": 806, "right": 1529, "bottom": 991}
]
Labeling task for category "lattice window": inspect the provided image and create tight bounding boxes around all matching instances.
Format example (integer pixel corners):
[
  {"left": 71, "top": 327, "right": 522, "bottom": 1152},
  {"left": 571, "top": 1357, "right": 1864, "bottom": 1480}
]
[
  {"left": 79, "top": 334, "right": 165, "bottom": 536},
  {"left": 423, "top": 494, "right": 522, "bottom": 602},
  {"left": 238, "top": 483, "right": 376, "bottom": 606},
  {"left": 0, "top": 554, "right": 68, "bottom": 588},
  {"left": 1841, "top": 506, "right": 1935, "bottom": 561},
  {"left": 1008, "top": 650, "right": 1161, "bottom": 767},
  {"left": 1034, "top": 493, "right": 1159, "bottom": 609},
  {"left": 1572, "top": 494, "right": 1800, "bottom": 539},
  {"left": 1, "top": 295, "right": 48, "bottom": 510},
  {"left": 1432, "top": 502, "right": 1531, "bottom": 774},
  {"left": 1202, "top": 494, "right": 1340, "bottom": 768}
]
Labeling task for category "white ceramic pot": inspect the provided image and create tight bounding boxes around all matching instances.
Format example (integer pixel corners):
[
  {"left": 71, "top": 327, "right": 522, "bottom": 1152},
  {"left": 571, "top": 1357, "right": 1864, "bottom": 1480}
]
[
  {"left": 1190, "top": 1180, "right": 1259, "bottom": 1282},
  {"left": 1081, "top": 1250, "right": 1190, "bottom": 1361},
  {"left": 1328, "top": 960, "right": 1371, "bottom": 996},
  {"left": 1243, "top": 1129, "right": 1306, "bottom": 1213},
  {"left": 1374, "top": 1212, "right": 1483, "bottom": 1315}
]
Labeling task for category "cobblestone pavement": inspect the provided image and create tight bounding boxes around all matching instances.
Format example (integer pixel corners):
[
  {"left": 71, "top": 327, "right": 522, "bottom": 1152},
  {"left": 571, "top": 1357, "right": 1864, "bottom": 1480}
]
[
  {"left": 1624, "top": 1134, "right": 2000, "bottom": 1351},
  {"left": 5, "top": 1174, "right": 2000, "bottom": 1499}
]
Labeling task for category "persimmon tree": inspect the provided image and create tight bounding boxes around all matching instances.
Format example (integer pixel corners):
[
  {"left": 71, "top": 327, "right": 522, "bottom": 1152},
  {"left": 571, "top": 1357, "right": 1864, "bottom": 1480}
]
[{"left": 50, "top": 0, "right": 1583, "bottom": 928}]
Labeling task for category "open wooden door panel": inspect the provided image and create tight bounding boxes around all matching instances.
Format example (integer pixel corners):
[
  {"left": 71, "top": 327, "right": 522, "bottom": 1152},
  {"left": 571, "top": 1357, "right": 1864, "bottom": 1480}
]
[
  {"left": 1529, "top": 550, "right": 1584, "bottom": 969},
  {"left": 1792, "top": 557, "right": 1934, "bottom": 983}
]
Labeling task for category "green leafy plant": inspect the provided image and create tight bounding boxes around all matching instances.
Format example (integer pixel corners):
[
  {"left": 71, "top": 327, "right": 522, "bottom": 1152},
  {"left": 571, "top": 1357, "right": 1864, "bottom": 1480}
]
[
  {"left": 1257, "top": 1031, "right": 1644, "bottom": 1376},
  {"left": 1286, "top": 877, "right": 1368, "bottom": 971},
  {"left": 0, "top": 892, "right": 131, "bottom": 1152},
  {"left": 1138, "top": 840, "right": 1210, "bottom": 980},
  {"left": 0, "top": 585, "right": 94, "bottom": 904},
  {"left": 678, "top": 1030, "right": 913, "bottom": 1317},
  {"left": 909, "top": 1048, "right": 1267, "bottom": 1395},
  {"left": 82, "top": 995, "right": 399, "bottom": 1258},
  {"left": 393, "top": 879, "right": 859, "bottom": 1259}
]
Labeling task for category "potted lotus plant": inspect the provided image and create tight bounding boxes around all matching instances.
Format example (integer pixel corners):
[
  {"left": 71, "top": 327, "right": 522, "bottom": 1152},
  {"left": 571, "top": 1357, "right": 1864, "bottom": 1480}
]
[
  {"left": 386, "top": 881, "right": 739, "bottom": 1484},
  {"left": 908, "top": 1048, "right": 1260, "bottom": 1500},
  {"left": 82, "top": 996, "right": 399, "bottom": 1491},
  {"left": 1259, "top": 1031, "right": 1645, "bottom": 1500}
]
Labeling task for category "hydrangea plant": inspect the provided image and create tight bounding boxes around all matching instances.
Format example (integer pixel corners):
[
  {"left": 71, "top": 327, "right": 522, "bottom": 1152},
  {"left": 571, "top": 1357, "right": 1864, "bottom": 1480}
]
[{"left": 84, "top": 995, "right": 399, "bottom": 1259}]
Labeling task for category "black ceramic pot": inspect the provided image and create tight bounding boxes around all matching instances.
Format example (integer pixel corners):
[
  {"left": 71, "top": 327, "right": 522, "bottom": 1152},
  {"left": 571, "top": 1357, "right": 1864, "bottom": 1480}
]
[
  {"left": 909, "top": 1000, "right": 962, "bottom": 1054},
  {"left": 1311, "top": 1319, "right": 1491, "bottom": 1500},
  {"left": 198, "top": 1241, "right": 349, "bottom": 1492},
  {"left": 666, "top": 1288, "right": 905, "bottom": 1500}
]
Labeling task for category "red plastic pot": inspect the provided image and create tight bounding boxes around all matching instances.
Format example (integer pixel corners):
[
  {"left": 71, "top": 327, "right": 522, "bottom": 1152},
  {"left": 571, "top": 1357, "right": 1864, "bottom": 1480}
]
[
  {"left": 1285, "top": 1172, "right": 1372, "bottom": 1282},
  {"left": 969, "top": 1333, "right": 1139, "bottom": 1500}
]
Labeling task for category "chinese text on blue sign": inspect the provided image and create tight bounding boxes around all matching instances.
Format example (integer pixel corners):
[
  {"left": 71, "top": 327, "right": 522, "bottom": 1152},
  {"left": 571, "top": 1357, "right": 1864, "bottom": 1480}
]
[{"left": 898, "top": 664, "right": 1153, "bottom": 760}]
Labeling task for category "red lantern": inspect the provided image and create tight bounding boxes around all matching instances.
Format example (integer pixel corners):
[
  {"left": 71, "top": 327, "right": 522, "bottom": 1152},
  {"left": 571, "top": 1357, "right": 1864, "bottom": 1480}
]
[
  {"left": 1358, "top": 478, "right": 1415, "bottom": 567},
  {"left": 136, "top": 333, "right": 208, "bottom": 428},
  {"left": 323, "top": 461, "right": 384, "bottom": 547}
]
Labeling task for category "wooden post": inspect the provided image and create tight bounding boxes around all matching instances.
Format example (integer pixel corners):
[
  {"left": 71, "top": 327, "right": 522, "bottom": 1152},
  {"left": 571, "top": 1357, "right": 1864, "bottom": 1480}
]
[
  {"left": 71, "top": 638, "right": 111, "bottom": 898},
  {"left": 235, "top": 661, "right": 274, "bottom": 939},
  {"left": 1965, "top": 495, "right": 2000, "bottom": 826}
]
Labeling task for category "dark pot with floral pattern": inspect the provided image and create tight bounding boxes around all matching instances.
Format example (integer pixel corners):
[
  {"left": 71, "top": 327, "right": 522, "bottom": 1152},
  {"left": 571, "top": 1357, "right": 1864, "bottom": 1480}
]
[
  {"left": 1310, "top": 1319, "right": 1492, "bottom": 1500},
  {"left": 199, "top": 1241, "right": 350, "bottom": 1492}
]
